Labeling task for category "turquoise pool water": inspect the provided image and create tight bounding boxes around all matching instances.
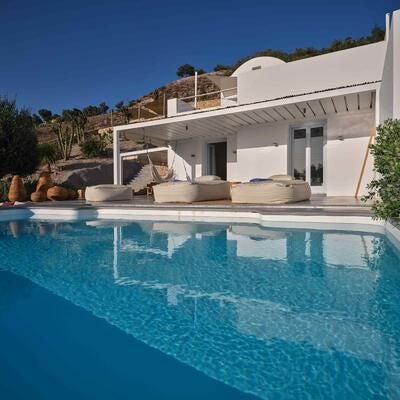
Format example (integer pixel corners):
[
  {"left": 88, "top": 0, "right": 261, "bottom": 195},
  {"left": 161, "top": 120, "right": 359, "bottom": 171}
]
[{"left": 1, "top": 219, "right": 400, "bottom": 399}]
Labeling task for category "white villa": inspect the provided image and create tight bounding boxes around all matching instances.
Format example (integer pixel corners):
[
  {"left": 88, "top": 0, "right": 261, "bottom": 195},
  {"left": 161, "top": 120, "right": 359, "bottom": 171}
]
[{"left": 113, "top": 10, "right": 400, "bottom": 198}]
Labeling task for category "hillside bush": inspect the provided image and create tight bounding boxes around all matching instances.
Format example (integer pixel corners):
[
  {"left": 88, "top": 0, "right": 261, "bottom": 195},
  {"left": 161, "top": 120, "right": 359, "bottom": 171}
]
[
  {"left": 38, "top": 142, "right": 60, "bottom": 167},
  {"left": 363, "top": 119, "right": 400, "bottom": 220},
  {"left": 80, "top": 132, "right": 111, "bottom": 158},
  {"left": 0, "top": 97, "right": 39, "bottom": 178}
]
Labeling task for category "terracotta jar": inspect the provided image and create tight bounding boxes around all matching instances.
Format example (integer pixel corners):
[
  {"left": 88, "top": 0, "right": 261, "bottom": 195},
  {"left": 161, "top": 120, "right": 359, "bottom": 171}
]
[
  {"left": 31, "top": 190, "right": 47, "bottom": 202},
  {"left": 8, "top": 175, "right": 27, "bottom": 202},
  {"left": 47, "top": 186, "right": 69, "bottom": 201},
  {"left": 36, "top": 171, "right": 54, "bottom": 193}
]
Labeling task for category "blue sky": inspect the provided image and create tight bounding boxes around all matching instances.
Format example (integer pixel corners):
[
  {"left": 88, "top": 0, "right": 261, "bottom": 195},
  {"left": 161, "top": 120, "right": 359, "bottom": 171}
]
[{"left": 1, "top": 0, "right": 398, "bottom": 114}]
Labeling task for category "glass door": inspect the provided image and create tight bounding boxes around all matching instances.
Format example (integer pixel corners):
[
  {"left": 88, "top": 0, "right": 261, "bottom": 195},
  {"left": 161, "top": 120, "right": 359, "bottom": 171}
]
[
  {"left": 207, "top": 144, "right": 216, "bottom": 176},
  {"left": 291, "top": 125, "right": 325, "bottom": 192}
]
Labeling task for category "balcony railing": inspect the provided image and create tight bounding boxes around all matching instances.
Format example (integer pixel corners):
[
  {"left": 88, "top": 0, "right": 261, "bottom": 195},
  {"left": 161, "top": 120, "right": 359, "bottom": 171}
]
[{"left": 167, "top": 87, "right": 238, "bottom": 116}]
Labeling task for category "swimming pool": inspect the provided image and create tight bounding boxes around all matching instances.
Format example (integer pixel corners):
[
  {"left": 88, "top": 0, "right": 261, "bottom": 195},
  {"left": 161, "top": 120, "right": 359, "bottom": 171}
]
[{"left": 1, "top": 218, "right": 400, "bottom": 399}]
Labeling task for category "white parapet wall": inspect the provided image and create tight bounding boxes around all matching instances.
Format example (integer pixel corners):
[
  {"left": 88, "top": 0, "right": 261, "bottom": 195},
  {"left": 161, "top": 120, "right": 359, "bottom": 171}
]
[
  {"left": 380, "top": 10, "right": 400, "bottom": 121},
  {"left": 237, "top": 42, "right": 386, "bottom": 105}
]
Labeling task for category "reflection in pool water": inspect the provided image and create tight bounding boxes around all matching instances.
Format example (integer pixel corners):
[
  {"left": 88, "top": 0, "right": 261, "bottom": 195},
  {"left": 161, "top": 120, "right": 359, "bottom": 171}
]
[{"left": 1, "top": 219, "right": 400, "bottom": 399}]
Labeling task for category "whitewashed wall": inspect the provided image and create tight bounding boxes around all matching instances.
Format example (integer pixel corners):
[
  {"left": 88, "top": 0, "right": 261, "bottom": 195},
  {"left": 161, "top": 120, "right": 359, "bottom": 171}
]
[
  {"left": 234, "top": 122, "right": 288, "bottom": 181},
  {"left": 380, "top": 10, "right": 400, "bottom": 121},
  {"left": 168, "top": 110, "right": 375, "bottom": 196},
  {"left": 237, "top": 42, "right": 385, "bottom": 105},
  {"left": 325, "top": 111, "right": 374, "bottom": 196},
  {"left": 168, "top": 138, "right": 203, "bottom": 181}
]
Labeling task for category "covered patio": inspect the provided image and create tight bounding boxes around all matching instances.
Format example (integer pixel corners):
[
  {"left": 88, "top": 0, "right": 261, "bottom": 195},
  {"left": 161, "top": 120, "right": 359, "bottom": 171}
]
[{"left": 112, "top": 81, "right": 378, "bottom": 199}]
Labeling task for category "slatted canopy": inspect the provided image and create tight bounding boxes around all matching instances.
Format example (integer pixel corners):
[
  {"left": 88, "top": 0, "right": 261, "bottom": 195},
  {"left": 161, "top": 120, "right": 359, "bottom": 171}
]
[{"left": 116, "top": 84, "right": 378, "bottom": 144}]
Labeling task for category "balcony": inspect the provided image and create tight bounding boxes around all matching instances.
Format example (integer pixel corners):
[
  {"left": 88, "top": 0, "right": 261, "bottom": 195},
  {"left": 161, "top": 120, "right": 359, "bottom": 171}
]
[{"left": 167, "top": 75, "right": 237, "bottom": 117}]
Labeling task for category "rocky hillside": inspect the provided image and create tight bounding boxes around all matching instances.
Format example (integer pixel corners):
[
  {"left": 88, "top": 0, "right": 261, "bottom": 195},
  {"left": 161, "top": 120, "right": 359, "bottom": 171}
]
[{"left": 37, "top": 71, "right": 225, "bottom": 143}]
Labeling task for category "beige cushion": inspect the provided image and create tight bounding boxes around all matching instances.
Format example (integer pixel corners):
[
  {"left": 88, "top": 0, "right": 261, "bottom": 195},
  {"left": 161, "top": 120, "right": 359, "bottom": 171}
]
[
  {"left": 154, "top": 180, "right": 230, "bottom": 203},
  {"left": 231, "top": 180, "right": 311, "bottom": 204},
  {"left": 195, "top": 175, "right": 221, "bottom": 182},
  {"left": 269, "top": 174, "right": 293, "bottom": 181},
  {"left": 85, "top": 185, "right": 133, "bottom": 202}
]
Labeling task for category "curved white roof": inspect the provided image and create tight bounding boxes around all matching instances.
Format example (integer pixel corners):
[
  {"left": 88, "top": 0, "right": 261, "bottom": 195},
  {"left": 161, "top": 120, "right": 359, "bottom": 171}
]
[{"left": 232, "top": 56, "right": 286, "bottom": 76}]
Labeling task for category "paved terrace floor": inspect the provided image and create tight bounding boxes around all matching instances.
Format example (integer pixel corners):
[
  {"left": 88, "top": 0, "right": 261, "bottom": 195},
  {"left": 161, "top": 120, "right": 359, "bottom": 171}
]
[{"left": 3, "top": 195, "right": 373, "bottom": 217}]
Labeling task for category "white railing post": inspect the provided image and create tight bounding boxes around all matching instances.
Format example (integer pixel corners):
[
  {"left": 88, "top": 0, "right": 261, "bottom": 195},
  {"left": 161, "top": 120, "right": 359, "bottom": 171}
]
[
  {"left": 113, "top": 128, "right": 121, "bottom": 184},
  {"left": 194, "top": 71, "right": 198, "bottom": 109},
  {"left": 385, "top": 13, "right": 391, "bottom": 41}
]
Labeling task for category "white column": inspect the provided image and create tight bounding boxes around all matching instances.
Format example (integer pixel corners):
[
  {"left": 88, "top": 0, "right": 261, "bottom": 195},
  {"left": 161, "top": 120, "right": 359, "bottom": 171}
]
[
  {"left": 393, "top": 10, "right": 400, "bottom": 119},
  {"left": 194, "top": 71, "right": 198, "bottom": 109},
  {"left": 113, "top": 128, "right": 121, "bottom": 184}
]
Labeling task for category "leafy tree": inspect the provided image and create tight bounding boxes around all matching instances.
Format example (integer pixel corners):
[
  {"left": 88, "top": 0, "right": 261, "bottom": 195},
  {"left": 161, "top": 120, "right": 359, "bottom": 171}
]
[
  {"left": 114, "top": 101, "right": 131, "bottom": 122},
  {"left": 119, "top": 105, "right": 131, "bottom": 124},
  {"left": 115, "top": 101, "right": 124, "bottom": 110},
  {"left": 82, "top": 105, "right": 100, "bottom": 117},
  {"left": 71, "top": 108, "right": 87, "bottom": 144},
  {"left": 32, "top": 113, "right": 43, "bottom": 126},
  {"left": 98, "top": 102, "right": 109, "bottom": 114},
  {"left": 82, "top": 102, "right": 109, "bottom": 117},
  {"left": 60, "top": 108, "right": 87, "bottom": 144},
  {"left": 214, "top": 64, "right": 231, "bottom": 72},
  {"left": 38, "top": 108, "right": 53, "bottom": 123},
  {"left": 364, "top": 119, "right": 400, "bottom": 220},
  {"left": 0, "top": 97, "right": 39, "bottom": 177},
  {"left": 176, "top": 64, "right": 196, "bottom": 77}
]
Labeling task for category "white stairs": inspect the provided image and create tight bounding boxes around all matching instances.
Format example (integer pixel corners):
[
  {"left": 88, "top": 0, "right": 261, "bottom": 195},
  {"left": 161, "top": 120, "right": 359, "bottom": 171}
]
[{"left": 129, "top": 164, "right": 155, "bottom": 194}]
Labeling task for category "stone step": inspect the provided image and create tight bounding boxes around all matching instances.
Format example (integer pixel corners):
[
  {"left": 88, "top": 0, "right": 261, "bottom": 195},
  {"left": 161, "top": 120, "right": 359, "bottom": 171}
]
[{"left": 129, "top": 164, "right": 156, "bottom": 193}]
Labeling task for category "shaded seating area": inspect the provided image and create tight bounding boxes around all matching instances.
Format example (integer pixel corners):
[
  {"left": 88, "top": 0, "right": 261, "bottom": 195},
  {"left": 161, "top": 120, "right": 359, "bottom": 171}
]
[
  {"left": 153, "top": 176, "right": 230, "bottom": 203},
  {"left": 85, "top": 184, "right": 133, "bottom": 202},
  {"left": 153, "top": 174, "right": 311, "bottom": 204},
  {"left": 231, "top": 175, "right": 311, "bottom": 204}
]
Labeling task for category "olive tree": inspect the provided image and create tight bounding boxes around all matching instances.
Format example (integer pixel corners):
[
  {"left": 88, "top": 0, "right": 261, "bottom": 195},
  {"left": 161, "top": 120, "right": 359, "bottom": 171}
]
[
  {"left": 364, "top": 119, "right": 400, "bottom": 220},
  {"left": 0, "top": 97, "right": 39, "bottom": 177}
]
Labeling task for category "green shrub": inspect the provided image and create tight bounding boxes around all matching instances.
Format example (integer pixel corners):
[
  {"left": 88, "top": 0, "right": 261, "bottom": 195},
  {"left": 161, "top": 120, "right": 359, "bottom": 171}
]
[
  {"left": 0, "top": 180, "right": 8, "bottom": 201},
  {"left": 363, "top": 119, "right": 400, "bottom": 220},
  {"left": 80, "top": 132, "right": 111, "bottom": 158},
  {"left": 38, "top": 142, "right": 60, "bottom": 167},
  {"left": 0, "top": 97, "right": 39, "bottom": 178}
]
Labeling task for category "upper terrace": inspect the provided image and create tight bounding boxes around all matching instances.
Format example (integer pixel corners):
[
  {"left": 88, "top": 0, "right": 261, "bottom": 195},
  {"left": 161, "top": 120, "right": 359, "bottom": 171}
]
[{"left": 167, "top": 41, "right": 386, "bottom": 117}]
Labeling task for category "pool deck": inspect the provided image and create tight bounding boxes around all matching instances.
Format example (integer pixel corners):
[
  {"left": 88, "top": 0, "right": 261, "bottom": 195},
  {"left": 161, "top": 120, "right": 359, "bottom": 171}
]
[{"left": 2, "top": 195, "right": 373, "bottom": 217}]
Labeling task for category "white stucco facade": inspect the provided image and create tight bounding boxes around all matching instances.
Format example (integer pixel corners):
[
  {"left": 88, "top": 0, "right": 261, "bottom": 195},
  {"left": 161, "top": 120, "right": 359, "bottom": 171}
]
[
  {"left": 167, "top": 110, "right": 374, "bottom": 196},
  {"left": 114, "top": 9, "right": 400, "bottom": 198}
]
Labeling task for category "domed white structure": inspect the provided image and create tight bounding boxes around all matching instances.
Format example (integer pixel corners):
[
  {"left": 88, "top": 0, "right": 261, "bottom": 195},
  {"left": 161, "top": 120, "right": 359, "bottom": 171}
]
[{"left": 231, "top": 56, "right": 286, "bottom": 76}]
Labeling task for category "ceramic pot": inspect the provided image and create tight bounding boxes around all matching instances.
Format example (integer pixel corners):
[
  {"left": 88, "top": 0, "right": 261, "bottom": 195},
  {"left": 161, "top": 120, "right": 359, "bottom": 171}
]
[
  {"left": 47, "top": 186, "right": 69, "bottom": 201},
  {"left": 31, "top": 190, "right": 47, "bottom": 202},
  {"left": 8, "top": 175, "right": 26, "bottom": 202},
  {"left": 36, "top": 171, "right": 54, "bottom": 193}
]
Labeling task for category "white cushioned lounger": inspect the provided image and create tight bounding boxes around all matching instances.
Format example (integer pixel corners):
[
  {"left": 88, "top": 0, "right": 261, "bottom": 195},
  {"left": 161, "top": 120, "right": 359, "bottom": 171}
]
[
  {"left": 85, "top": 184, "right": 133, "bottom": 202},
  {"left": 231, "top": 176, "right": 311, "bottom": 204},
  {"left": 153, "top": 180, "right": 231, "bottom": 203}
]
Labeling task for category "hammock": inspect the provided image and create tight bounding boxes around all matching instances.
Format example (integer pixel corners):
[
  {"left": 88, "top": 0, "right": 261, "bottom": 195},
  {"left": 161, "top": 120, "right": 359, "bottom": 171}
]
[
  {"left": 145, "top": 140, "right": 192, "bottom": 183},
  {"left": 146, "top": 153, "right": 175, "bottom": 183}
]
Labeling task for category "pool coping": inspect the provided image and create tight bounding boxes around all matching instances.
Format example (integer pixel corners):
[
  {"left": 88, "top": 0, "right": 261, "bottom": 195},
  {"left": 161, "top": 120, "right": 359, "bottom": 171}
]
[{"left": 1, "top": 204, "right": 400, "bottom": 248}]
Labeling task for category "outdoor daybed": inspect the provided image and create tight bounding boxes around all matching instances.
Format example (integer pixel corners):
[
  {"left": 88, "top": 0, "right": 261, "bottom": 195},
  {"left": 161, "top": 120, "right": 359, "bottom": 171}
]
[
  {"left": 85, "top": 184, "right": 133, "bottom": 202},
  {"left": 231, "top": 175, "right": 311, "bottom": 204},
  {"left": 153, "top": 176, "right": 230, "bottom": 203}
]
